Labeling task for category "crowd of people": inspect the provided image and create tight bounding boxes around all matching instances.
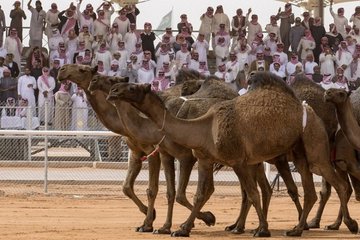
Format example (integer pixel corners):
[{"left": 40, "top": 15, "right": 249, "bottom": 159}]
[{"left": 0, "top": 1, "right": 359, "bottom": 129}]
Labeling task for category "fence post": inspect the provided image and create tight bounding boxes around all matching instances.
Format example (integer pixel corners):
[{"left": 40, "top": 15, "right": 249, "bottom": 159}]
[
  {"left": 44, "top": 101, "right": 49, "bottom": 193},
  {"left": 27, "top": 107, "right": 32, "bottom": 161}
]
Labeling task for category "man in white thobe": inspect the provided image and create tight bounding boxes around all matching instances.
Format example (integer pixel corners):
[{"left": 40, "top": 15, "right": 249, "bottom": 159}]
[
  {"left": 37, "top": 67, "right": 55, "bottom": 124},
  {"left": 18, "top": 68, "right": 37, "bottom": 109},
  {"left": 27, "top": 0, "right": 46, "bottom": 48}
]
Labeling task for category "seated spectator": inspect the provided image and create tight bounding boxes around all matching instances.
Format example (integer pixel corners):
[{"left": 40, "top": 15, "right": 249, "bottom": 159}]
[
  {"left": 197, "top": 61, "right": 210, "bottom": 77},
  {"left": 270, "top": 61, "right": 286, "bottom": 79},
  {"left": 108, "top": 60, "right": 122, "bottom": 77},
  {"left": 4, "top": 53, "right": 20, "bottom": 78},
  {"left": 0, "top": 67, "right": 17, "bottom": 103},
  {"left": 311, "top": 65, "right": 323, "bottom": 83},
  {"left": 303, "top": 54, "right": 318, "bottom": 75},
  {"left": 192, "top": 33, "right": 209, "bottom": 63},
  {"left": 16, "top": 98, "right": 40, "bottom": 129},
  {"left": 331, "top": 66, "right": 349, "bottom": 91},
  {"left": 137, "top": 59, "right": 154, "bottom": 84},
  {"left": 1, "top": 97, "right": 22, "bottom": 129}
]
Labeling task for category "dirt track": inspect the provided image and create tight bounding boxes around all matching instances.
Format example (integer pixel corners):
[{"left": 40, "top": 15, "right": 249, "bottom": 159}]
[{"left": 0, "top": 184, "right": 359, "bottom": 240}]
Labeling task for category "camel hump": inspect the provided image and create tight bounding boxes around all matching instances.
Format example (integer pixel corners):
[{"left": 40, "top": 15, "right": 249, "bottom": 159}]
[
  {"left": 175, "top": 69, "right": 203, "bottom": 85},
  {"left": 248, "top": 72, "right": 298, "bottom": 100}
]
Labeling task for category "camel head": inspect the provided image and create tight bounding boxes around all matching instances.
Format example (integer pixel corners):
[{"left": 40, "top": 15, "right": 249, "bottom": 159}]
[
  {"left": 88, "top": 75, "right": 129, "bottom": 95},
  {"left": 324, "top": 88, "right": 350, "bottom": 105},
  {"left": 58, "top": 64, "right": 98, "bottom": 90},
  {"left": 181, "top": 80, "right": 204, "bottom": 96},
  {"left": 107, "top": 83, "right": 152, "bottom": 105}
]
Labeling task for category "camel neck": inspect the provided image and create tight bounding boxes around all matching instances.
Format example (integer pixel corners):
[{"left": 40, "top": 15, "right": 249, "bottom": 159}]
[
  {"left": 85, "top": 90, "right": 126, "bottom": 135},
  {"left": 135, "top": 91, "right": 211, "bottom": 150},
  {"left": 336, "top": 98, "right": 360, "bottom": 150}
]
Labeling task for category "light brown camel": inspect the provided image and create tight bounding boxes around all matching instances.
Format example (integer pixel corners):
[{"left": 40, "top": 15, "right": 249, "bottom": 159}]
[
  {"left": 57, "top": 64, "right": 161, "bottom": 232},
  {"left": 89, "top": 73, "right": 275, "bottom": 234},
  {"left": 58, "top": 65, "right": 218, "bottom": 234},
  {"left": 107, "top": 72, "right": 358, "bottom": 237},
  {"left": 290, "top": 75, "right": 360, "bottom": 230}
]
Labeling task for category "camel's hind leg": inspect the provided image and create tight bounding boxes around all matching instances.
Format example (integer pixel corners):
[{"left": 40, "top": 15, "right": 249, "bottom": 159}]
[
  {"left": 226, "top": 163, "right": 272, "bottom": 235},
  {"left": 176, "top": 156, "right": 216, "bottom": 227},
  {"left": 283, "top": 144, "right": 318, "bottom": 237},
  {"left": 232, "top": 163, "right": 271, "bottom": 237},
  {"left": 171, "top": 161, "right": 215, "bottom": 237},
  {"left": 274, "top": 156, "right": 303, "bottom": 220},
  {"left": 307, "top": 178, "right": 331, "bottom": 229}
]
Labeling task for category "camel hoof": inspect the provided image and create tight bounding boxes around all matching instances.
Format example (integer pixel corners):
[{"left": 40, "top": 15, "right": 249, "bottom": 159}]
[
  {"left": 303, "top": 223, "right": 310, "bottom": 231},
  {"left": 285, "top": 228, "right": 303, "bottom": 237},
  {"left": 231, "top": 228, "right": 245, "bottom": 234},
  {"left": 344, "top": 218, "right": 358, "bottom": 234},
  {"left": 324, "top": 223, "right": 340, "bottom": 231},
  {"left": 171, "top": 230, "right": 190, "bottom": 237},
  {"left": 224, "top": 223, "right": 236, "bottom": 231},
  {"left": 180, "top": 222, "right": 195, "bottom": 229},
  {"left": 200, "top": 211, "right": 216, "bottom": 226},
  {"left": 254, "top": 229, "right": 271, "bottom": 237},
  {"left": 153, "top": 227, "right": 171, "bottom": 235},
  {"left": 135, "top": 225, "right": 153, "bottom": 233},
  {"left": 307, "top": 218, "right": 320, "bottom": 229}
]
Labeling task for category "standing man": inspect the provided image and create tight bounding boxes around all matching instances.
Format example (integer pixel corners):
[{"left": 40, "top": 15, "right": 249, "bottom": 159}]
[
  {"left": 276, "top": 3, "right": 294, "bottom": 53},
  {"left": 28, "top": 0, "right": 46, "bottom": 48},
  {"left": 0, "top": 5, "right": 5, "bottom": 48},
  {"left": 230, "top": 8, "right": 249, "bottom": 50},
  {"left": 9, "top": 1, "right": 27, "bottom": 42},
  {"left": 17, "top": 67, "right": 37, "bottom": 109}
]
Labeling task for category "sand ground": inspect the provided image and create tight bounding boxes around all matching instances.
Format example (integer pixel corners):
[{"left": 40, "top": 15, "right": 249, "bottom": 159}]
[{"left": 0, "top": 183, "right": 358, "bottom": 240}]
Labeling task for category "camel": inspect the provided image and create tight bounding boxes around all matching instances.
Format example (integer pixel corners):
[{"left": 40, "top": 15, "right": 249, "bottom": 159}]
[
  {"left": 57, "top": 64, "right": 162, "bottom": 232},
  {"left": 57, "top": 64, "right": 225, "bottom": 234},
  {"left": 107, "top": 72, "right": 358, "bottom": 237},
  {"left": 90, "top": 73, "right": 308, "bottom": 235},
  {"left": 89, "top": 73, "right": 279, "bottom": 234},
  {"left": 324, "top": 88, "right": 360, "bottom": 150}
]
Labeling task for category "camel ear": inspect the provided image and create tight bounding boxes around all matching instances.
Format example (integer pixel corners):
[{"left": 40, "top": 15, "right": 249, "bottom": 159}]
[
  {"left": 144, "top": 83, "right": 152, "bottom": 93},
  {"left": 91, "top": 65, "right": 98, "bottom": 74}
]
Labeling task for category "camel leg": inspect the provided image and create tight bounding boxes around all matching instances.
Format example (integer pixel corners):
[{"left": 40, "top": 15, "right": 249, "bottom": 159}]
[
  {"left": 349, "top": 174, "right": 360, "bottom": 201},
  {"left": 176, "top": 156, "right": 216, "bottom": 227},
  {"left": 307, "top": 178, "right": 331, "bottom": 229},
  {"left": 122, "top": 150, "right": 157, "bottom": 232},
  {"left": 153, "top": 152, "right": 175, "bottom": 234},
  {"left": 302, "top": 126, "right": 358, "bottom": 235},
  {"left": 225, "top": 184, "right": 249, "bottom": 234},
  {"left": 273, "top": 156, "right": 303, "bottom": 220},
  {"left": 286, "top": 147, "right": 318, "bottom": 237},
  {"left": 171, "top": 161, "right": 215, "bottom": 237},
  {"left": 325, "top": 168, "right": 352, "bottom": 230},
  {"left": 137, "top": 152, "right": 161, "bottom": 232},
  {"left": 226, "top": 164, "right": 272, "bottom": 235},
  {"left": 232, "top": 163, "right": 271, "bottom": 237}
]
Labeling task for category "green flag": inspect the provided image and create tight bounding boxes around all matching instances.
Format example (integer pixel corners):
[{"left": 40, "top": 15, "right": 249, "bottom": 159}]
[{"left": 156, "top": 10, "right": 173, "bottom": 31}]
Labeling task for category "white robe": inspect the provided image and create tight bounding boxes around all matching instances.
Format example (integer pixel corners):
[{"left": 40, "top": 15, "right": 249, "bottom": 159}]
[
  {"left": 93, "top": 19, "right": 110, "bottom": 37},
  {"left": 304, "top": 61, "right": 318, "bottom": 75},
  {"left": 112, "top": 18, "right": 130, "bottom": 38},
  {"left": 4, "top": 37, "right": 22, "bottom": 66},
  {"left": 17, "top": 75, "right": 37, "bottom": 109},
  {"left": 37, "top": 76, "right": 55, "bottom": 122},
  {"left": 215, "top": 45, "right": 229, "bottom": 67},
  {"left": 335, "top": 50, "right": 353, "bottom": 80},
  {"left": 137, "top": 68, "right": 154, "bottom": 84},
  {"left": 71, "top": 93, "right": 88, "bottom": 130},
  {"left": 124, "top": 31, "right": 138, "bottom": 54},
  {"left": 29, "top": 7, "right": 46, "bottom": 44},
  {"left": 93, "top": 51, "right": 113, "bottom": 72},
  {"left": 319, "top": 53, "right": 336, "bottom": 77},
  {"left": 330, "top": 9, "right": 349, "bottom": 38},
  {"left": 45, "top": 10, "right": 60, "bottom": 37},
  {"left": 107, "top": 33, "right": 123, "bottom": 54},
  {"left": 192, "top": 40, "right": 209, "bottom": 63}
]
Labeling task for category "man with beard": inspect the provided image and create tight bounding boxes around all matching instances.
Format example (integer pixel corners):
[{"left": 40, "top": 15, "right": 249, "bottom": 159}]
[{"left": 17, "top": 67, "right": 37, "bottom": 109}]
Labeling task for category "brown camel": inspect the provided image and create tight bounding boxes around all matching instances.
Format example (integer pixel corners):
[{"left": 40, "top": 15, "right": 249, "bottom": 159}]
[
  {"left": 324, "top": 88, "right": 360, "bottom": 150},
  {"left": 107, "top": 72, "right": 358, "bottom": 237},
  {"left": 89, "top": 73, "right": 275, "bottom": 234},
  {"left": 57, "top": 64, "right": 161, "bottom": 233},
  {"left": 58, "top": 64, "right": 220, "bottom": 234},
  {"left": 290, "top": 75, "right": 360, "bottom": 230}
]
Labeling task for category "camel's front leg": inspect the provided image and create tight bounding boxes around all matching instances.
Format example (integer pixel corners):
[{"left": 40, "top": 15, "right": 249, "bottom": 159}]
[
  {"left": 122, "top": 149, "right": 156, "bottom": 232},
  {"left": 171, "top": 161, "right": 215, "bottom": 237},
  {"left": 153, "top": 152, "right": 175, "bottom": 235},
  {"left": 137, "top": 152, "right": 161, "bottom": 232}
]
